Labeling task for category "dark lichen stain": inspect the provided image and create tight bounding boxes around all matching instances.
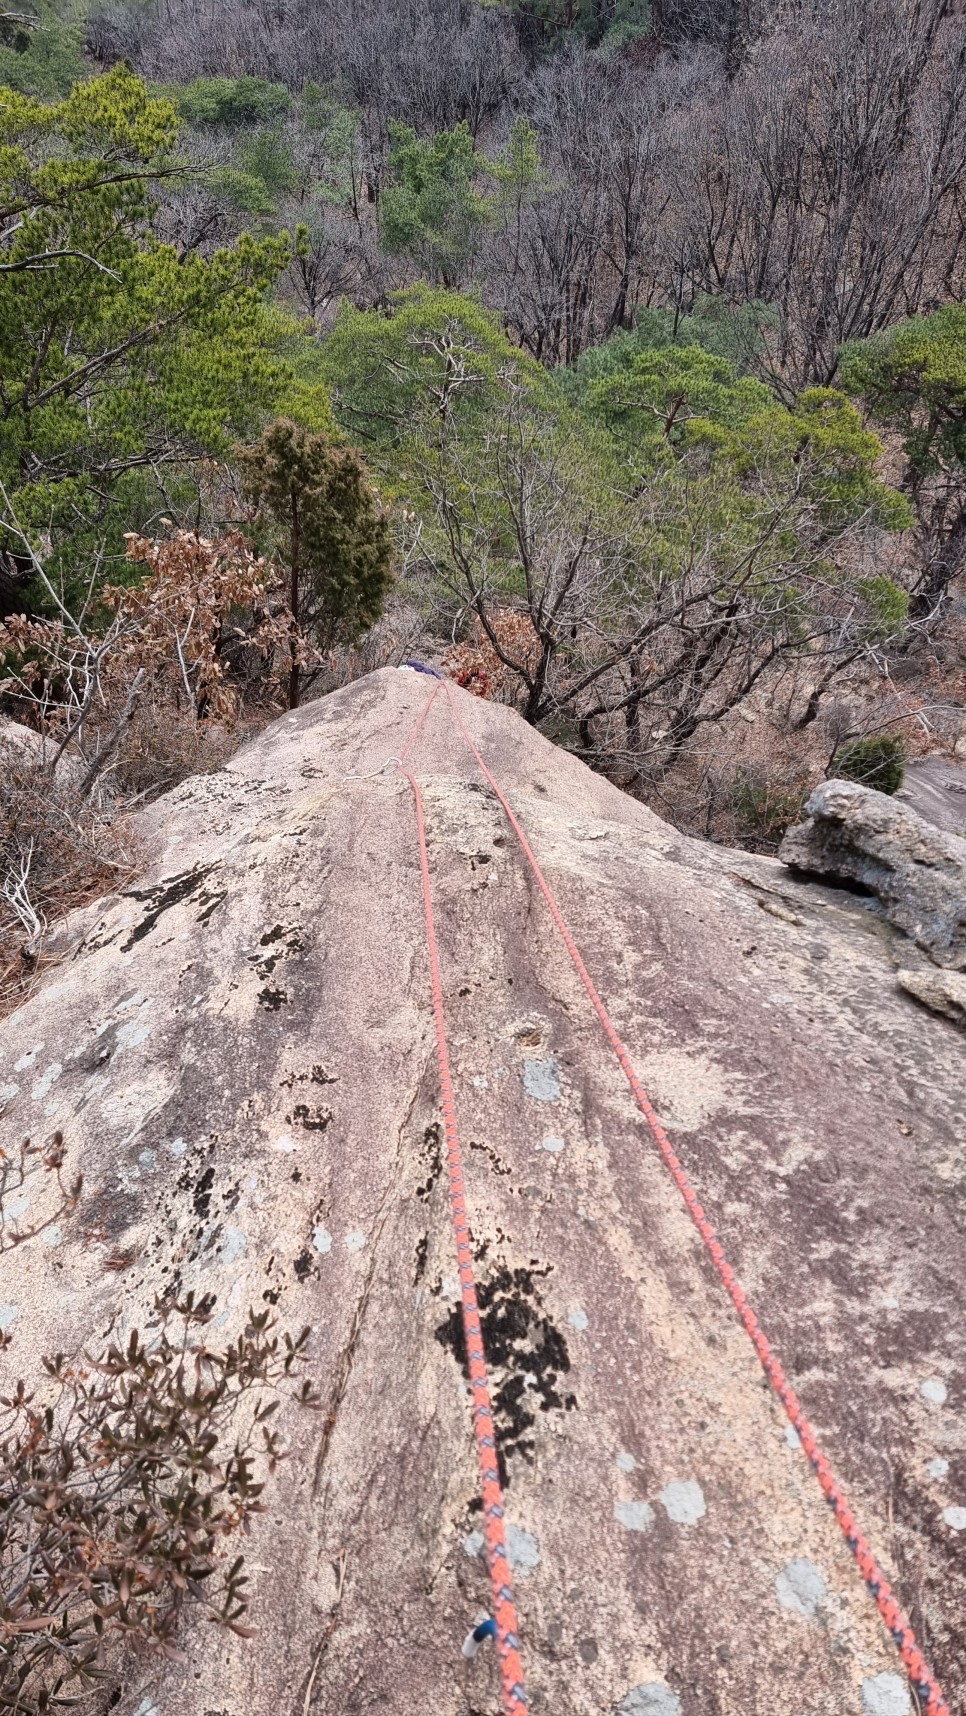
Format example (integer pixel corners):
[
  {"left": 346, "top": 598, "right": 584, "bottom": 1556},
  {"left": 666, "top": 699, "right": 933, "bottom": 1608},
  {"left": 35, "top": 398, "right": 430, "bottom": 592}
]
[
  {"left": 196, "top": 887, "right": 228, "bottom": 924},
  {"left": 281, "top": 1065, "right": 337, "bottom": 1088},
  {"left": 290, "top": 1104, "right": 332, "bottom": 1131},
  {"left": 258, "top": 986, "right": 288, "bottom": 1011},
  {"left": 293, "top": 1248, "right": 314, "bottom": 1281},
  {"left": 435, "top": 1261, "right": 576, "bottom": 1483},
  {"left": 122, "top": 866, "right": 215, "bottom": 950},
  {"left": 413, "top": 1233, "right": 429, "bottom": 1284},
  {"left": 249, "top": 923, "right": 305, "bottom": 980},
  {"left": 469, "top": 1139, "right": 511, "bottom": 1176},
  {"left": 416, "top": 1123, "right": 443, "bottom": 1202},
  {"left": 193, "top": 1165, "right": 215, "bottom": 1219}
]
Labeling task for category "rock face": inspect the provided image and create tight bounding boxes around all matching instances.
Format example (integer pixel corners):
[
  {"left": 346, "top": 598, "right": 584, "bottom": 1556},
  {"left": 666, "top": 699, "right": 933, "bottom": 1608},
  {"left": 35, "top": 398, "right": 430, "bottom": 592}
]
[
  {"left": 1, "top": 669, "right": 964, "bottom": 1716},
  {"left": 897, "top": 966, "right": 966, "bottom": 1027},
  {"left": 897, "top": 758, "right": 966, "bottom": 837},
  {"left": 780, "top": 777, "right": 966, "bottom": 968}
]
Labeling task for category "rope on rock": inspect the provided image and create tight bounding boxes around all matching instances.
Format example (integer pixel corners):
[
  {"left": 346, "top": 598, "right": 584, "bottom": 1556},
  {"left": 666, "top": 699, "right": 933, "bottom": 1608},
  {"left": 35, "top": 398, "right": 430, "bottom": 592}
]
[
  {"left": 398, "top": 672, "right": 948, "bottom": 1716},
  {"left": 399, "top": 678, "right": 527, "bottom": 1716}
]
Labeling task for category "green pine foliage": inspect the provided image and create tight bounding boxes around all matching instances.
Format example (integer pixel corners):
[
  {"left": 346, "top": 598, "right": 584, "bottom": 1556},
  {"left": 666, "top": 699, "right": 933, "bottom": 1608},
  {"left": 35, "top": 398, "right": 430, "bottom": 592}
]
[
  {"left": 0, "top": 68, "right": 328, "bottom": 608},
  {"left": 833, "top": 735, "right": 905, "bottom": 795},
  {"left": 173, "top": 75, "right": 292, "bottom": 128},
  {"left": 237, "top": 419, "right": 394, "bottom": 706},
  {"left": 380, "top": 122, "right": 492, "bottom": 285},
  {"left": 0, "top": 2, "right": 85, "bottom": 99}
]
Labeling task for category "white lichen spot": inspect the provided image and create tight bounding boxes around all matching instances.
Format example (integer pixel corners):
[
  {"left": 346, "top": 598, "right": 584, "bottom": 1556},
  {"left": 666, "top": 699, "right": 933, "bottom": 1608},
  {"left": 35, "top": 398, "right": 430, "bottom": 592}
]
[
  {"left": 0, "top": 1305, "right": 20, "bottom": 1333},
  {"left": 882, "top": 1294, "right": 900, "bottom": 1310},
  {"left": 31, "top": 1063, "right": 62, "bottom": 1102},
  {"left": 659, "top": 1480, "right": 706, "bottom": 1526},
  {"left": 138, "top": 1149, "right": 157, "bottom": 1172},
  {"left": 14, "top": 1045, "right": 43, "bottom": 1072},
  {"left": 921, "top": 1378, "right": 948, "bottom": 1406},
  {"left": 4, "top": 1195, "right": 30, "bottom": 1222},
  {"left": 344, "top": 1230, "right": 366, "bottom": 1253},
  {"left": 462, "top": 1530, "right": 485, "bottom": 1559},
  {"left": 616, "top": 1452, "right": 637, "bottom": 1473},
  {"left": 471, "top": 1075, "right": 489, "bottom": 1090},
  {"left": 0, "top": 1083, "right": 19, "bottom": 1112},
  {"left": 784, "top": 1424, "right": 802, "bottom": 1450},
  {"left": 861, "top": 1673, "right": 912, "bottom": 1716},
  {"left": 41, "top": 1225, "right": 62, "bottom": 1249},
  {"left": 614, "top": 1499, "right": 655, "bottom": 1533},
  {"left": 115, "top": 1021, "right": 152, "bottom": 1052},
  {"left": 441, "top": 1273, "right": 460, "bottom": 1301},
  {"left": 537, "top": 1135, "right": 565, "bottom": 1153},
  {"left": 506, "top": 1525, "right": 541, "bottom": 1576},
  {"left": 522, "top": 1057, "right": 561, "bottom": 1102},
  {"left": 619, "top": 1684, "right": 682, "bottom": 1715},
  {"left": 775, "top": 1558, "right": 827, "bottom": 1619},
  {"left": 927, "top": 1458, "right": 950, "bottom": 1480},
  {"left": 274, "top": 1135, "right": 297, "bottom": 1153},
  {"left": 568, "top": 1308, "right": 589, "bottom": 1331},
  {"left": 133, "top": 1697, "right": 160, "bottom": 1716},
  {"left": 312, "top": 1226, "right": 333, "bottom": 1255},
  {"left": 219, "top": 1228, "right": 247, "bottom": 1266},
  {"left": 943, "top": 1506, "right": 966, "bottom": 1532},
  {"left": 167, "top": 1137, "right": 187, "bottom": 1158}
]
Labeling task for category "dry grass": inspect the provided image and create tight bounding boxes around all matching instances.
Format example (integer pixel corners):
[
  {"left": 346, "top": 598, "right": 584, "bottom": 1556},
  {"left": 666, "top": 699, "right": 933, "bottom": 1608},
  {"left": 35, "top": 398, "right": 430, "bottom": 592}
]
[{"left": 0, "top": 737, "right": 141, "bottom": 1019}]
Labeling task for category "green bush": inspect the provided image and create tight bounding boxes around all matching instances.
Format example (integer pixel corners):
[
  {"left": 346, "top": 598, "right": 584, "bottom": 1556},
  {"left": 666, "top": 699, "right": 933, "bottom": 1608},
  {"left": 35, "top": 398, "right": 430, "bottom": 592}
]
[
  {"left": 176, "top": 75, "right": 292, "bottom": 128},
  {"left": 832, "top": 735, "right": 905, "bottom": 794},
  {"left": 0, "top": 6, "right": 85, "bottom": 98},
  {"left": 729, "top": 771, "right": 810, "bottom": 852}
]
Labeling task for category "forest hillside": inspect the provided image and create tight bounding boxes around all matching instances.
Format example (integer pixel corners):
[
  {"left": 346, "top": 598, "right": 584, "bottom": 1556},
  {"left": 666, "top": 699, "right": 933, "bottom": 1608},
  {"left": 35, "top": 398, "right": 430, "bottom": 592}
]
[{"left": 1, "top": 0, "right": 965, "bottom": 996}]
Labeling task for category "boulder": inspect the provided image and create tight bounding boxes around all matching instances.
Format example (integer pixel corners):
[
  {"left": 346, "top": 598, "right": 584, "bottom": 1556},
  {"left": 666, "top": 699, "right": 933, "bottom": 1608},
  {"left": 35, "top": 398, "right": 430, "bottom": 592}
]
[
  {"left": 1, "top": 669, "right": 964, "bottom": 1716},
  {"left": 897, "top": 966, "right": 966, "bottom": 1027},
  {"left": 779, "top": 777, "right": 966, "bottom": 968}
]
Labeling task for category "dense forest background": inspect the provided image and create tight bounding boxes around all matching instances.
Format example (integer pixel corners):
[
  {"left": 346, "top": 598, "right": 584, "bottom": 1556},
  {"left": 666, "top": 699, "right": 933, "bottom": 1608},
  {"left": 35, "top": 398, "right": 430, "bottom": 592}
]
[{"left": 2, "top": 0, "right": 966, "bottom": 997}]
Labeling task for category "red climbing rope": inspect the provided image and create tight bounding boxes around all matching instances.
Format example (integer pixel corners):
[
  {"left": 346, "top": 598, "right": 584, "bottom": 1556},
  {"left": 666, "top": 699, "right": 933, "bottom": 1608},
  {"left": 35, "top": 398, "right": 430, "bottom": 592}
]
[
  {"left": 403, "top": 674, "right": 948, "bottom": 1716},
  {"left": 399, "top": 678, "right": 528, "bottom": 1716}
]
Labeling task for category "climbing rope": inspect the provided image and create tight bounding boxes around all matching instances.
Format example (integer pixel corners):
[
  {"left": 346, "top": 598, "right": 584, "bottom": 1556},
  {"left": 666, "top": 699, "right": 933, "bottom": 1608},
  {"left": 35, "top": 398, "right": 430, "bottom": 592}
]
[
  {"left": 398, "top": 678, "right": 527, "bottom": 1716},
  {"left": 395, "top": 671, "right": 950, "bottom": 1716},
  {"left": 440, "top": 677, "right": 951, "bottom": 1716}
]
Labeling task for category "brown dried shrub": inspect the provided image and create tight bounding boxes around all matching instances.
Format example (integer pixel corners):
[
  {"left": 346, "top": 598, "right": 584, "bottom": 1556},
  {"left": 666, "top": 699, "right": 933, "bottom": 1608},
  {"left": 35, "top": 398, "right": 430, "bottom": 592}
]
[
  {"left": 0, "top": 1298, "right": 318, "bottom": 1713},
  {"left": 0, "top": 739, "right": 139, "bottom": 1019}
]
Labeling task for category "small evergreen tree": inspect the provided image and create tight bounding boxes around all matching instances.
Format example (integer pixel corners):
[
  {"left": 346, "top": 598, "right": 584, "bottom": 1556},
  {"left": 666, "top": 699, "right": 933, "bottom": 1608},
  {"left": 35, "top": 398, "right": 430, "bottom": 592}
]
[
  {"left": 832, "top": 735, "right": 905, "bottom": 795},
  {"left": 237, "top": 420, "right": 394, "bottom": 709}
]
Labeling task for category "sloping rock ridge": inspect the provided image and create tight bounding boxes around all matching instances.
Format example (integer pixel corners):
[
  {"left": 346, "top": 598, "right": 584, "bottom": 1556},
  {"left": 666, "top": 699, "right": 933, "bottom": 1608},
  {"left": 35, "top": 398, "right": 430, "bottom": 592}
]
[
  {"left": 1, "top": 669, "right": 964, "bottom": 1716},
  {"left": 780, "top": 777, "right": 966, "bottom": 969}
]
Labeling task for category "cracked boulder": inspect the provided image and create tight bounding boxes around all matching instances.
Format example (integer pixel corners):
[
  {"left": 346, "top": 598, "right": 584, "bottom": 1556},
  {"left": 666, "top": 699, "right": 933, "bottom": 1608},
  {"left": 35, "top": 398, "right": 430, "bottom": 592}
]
[
  {"left": 1, "top": 669, "right": 964, "bottom": 1716},
  {"left": 780, "top": 777, "right": 966, "bottom": 968}
]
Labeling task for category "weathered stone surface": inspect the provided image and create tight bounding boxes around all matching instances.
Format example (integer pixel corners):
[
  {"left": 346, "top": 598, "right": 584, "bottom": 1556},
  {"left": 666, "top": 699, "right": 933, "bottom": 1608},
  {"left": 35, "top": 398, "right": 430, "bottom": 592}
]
[
  {"left": 897, "top": 758, "right": 966, "bottom": 837},
  {"left": 897, "top": 966, "right": 966, "bottom": 1026},
  {"left": 1, "top": 669, "right": 965, "bottom": 1716},
  {"left": 780, "top": 777, "right": 966, "bottom": 967}
]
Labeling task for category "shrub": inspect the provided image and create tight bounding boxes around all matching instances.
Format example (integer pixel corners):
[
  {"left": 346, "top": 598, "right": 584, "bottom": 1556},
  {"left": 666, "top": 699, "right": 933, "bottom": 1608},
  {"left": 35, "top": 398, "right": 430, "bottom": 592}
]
[
  {"left": 728, "top": 769, "right": 810, "bottom": 852},
  {"left": 0, "top": 737, "right": 139, "bottom": 1017},
  {"left": 832, "top": 735, "right": 905, "bottom": 794},
  {"left": 176, "top": 76, "right": 292, "bottom": 128},
  {"left": 0, "top": 1298, "right": 318, "bottom": 1710}
]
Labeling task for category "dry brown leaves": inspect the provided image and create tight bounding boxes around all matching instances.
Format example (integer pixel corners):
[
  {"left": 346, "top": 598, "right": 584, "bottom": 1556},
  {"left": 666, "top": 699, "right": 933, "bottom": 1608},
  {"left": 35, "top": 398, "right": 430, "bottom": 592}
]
[{"left": 443, "top": 608, "right": 541, "bottom": 701}]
